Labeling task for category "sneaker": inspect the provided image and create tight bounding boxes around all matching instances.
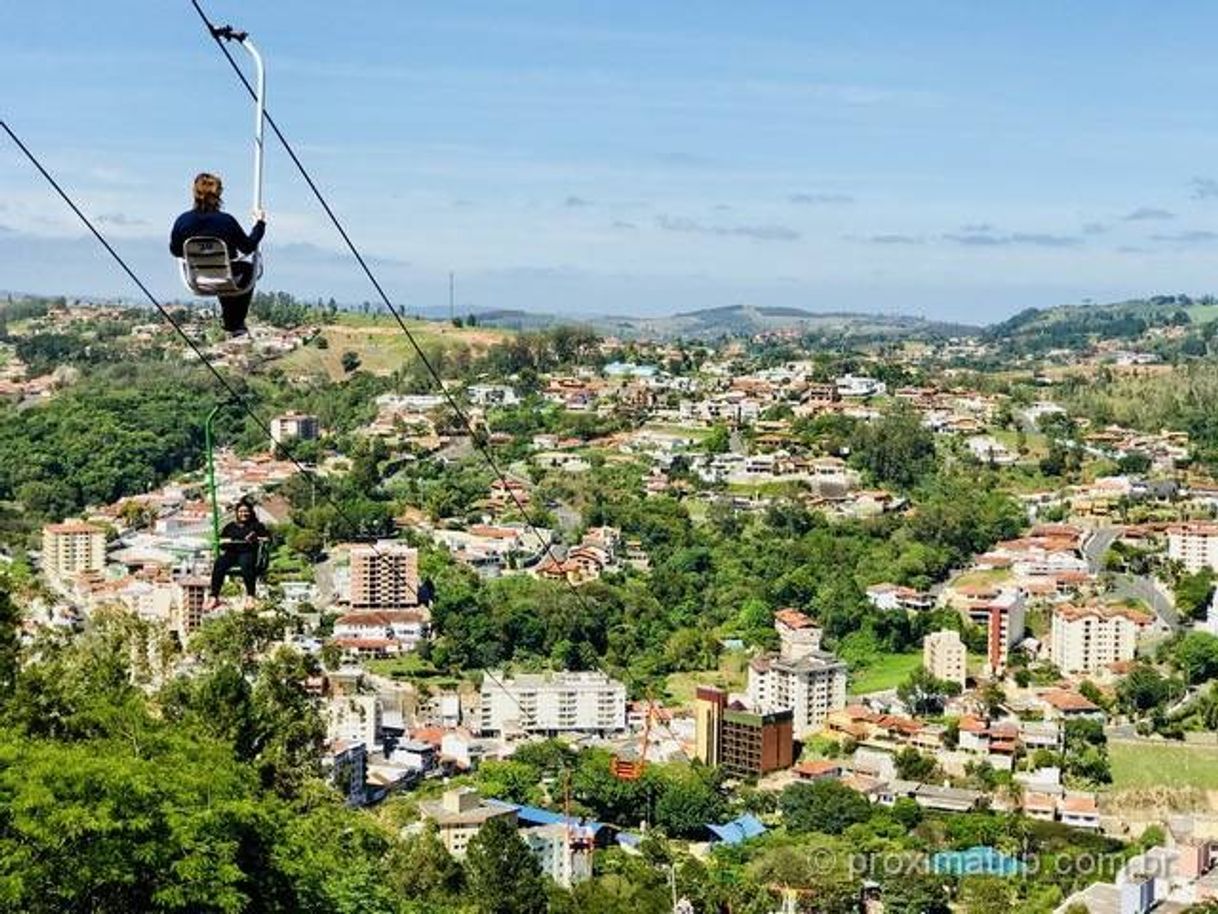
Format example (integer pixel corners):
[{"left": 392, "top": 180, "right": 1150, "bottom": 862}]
[{"left": 228, "top": 326, "right": 250, "bottom": 339}]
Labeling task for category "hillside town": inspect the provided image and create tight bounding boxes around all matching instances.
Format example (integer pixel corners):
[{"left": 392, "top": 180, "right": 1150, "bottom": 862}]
[{"left": 6, "top": 294, "right": 1218, "bottom": 913}]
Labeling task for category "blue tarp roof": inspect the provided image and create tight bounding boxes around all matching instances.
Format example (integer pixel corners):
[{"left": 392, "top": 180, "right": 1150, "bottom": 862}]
[
  {"left": 484, "top": 800, "right": 607, "bottom": 835},
  {"left": 706, "top": 814, "right": 767, "bottom": 845},
  {"left": 616, "top": 832, "right": 642, "bottom": 848},
  {"left": 931, "top": 846, "right": 1025, "bottom": 876}
]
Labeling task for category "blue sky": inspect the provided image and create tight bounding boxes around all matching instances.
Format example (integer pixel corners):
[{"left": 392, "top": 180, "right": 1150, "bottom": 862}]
[{"left": 6, "top": 2, "right": 1218, "bottom": 323}]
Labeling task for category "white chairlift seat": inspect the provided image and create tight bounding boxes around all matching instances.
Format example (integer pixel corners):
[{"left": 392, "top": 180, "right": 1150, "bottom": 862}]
[{"left": 179, "top": 236, "right": 261, "bottom": 296}]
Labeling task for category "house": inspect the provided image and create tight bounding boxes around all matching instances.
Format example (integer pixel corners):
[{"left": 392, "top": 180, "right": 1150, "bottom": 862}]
[
  {"left": 1038, "top": 689, "right": 1105, "bottom": 721},
  {"left": 793, "top": 760, "right": 844, "bottom": 781},
  {"left": 332, "top": 610, "right": 430, "bottom": 656},
  {"left": 1060, "top": 793, "right": 1101, "bottom": 831},
  {"left": 867, "top": 583, "right": 935, "bottom": 612}
]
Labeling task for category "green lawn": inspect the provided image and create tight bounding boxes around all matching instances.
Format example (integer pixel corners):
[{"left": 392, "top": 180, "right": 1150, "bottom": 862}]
[
  {"left": 849, "top": 652, "right": 922, "bottom": 696},
  {"left": 364, "top": 654, "right": 461, "bottom": 689},
  {"left": 1109, "top": 740, "right": 1218, "bottom": 791},
  {"left": 665, "top": 652, "right": 749, "bottom": 705},
  {"left": 950, "top": 568, "right": 1014, "bottom": 589}
]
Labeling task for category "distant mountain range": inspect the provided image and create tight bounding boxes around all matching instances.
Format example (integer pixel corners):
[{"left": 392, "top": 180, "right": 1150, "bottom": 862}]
[{"left": 467, "top": 304, "right": 979, "bottom": 341}]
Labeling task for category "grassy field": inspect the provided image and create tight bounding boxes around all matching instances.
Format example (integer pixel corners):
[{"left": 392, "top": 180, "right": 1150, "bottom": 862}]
[
  {"left": 275, "top": 319, "right": 508, "bottom": 381},
  {"left": 364, "top": 654, "right": 462, "bottom": 690},
  {"left": 665, "top": 651, "right": 750, "bottom": 704},
  {"left": 849, "top": 652, "right": 922, "bottom": 696},
  {"left": 1109, "top": 741, "right": 1218, "bottom": 791},
  {"left": 950, "top": 567, "right": 1014, "bottom": 589}
]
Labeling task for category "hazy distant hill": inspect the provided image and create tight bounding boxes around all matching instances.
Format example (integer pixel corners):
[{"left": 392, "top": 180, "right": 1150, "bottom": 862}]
[{"left": 473, "top": 304, "right": 978, "bottom": 341}]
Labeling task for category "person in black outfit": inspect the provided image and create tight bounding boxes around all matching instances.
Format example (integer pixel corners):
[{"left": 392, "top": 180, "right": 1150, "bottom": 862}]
[
  {"left": 170, "top": 172, "right": 267, "bottom": 336},
  {"left": 208, "top": 500, "right": 270, "bottom": 609}
]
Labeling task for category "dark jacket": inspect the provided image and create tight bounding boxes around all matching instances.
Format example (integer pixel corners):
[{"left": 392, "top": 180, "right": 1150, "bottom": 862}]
[
  {"left": 170, "top": 210, "right": 266, "bottom": 259},
  {"left": 218, "top": 517, "right": 270, "bottom": 555}
]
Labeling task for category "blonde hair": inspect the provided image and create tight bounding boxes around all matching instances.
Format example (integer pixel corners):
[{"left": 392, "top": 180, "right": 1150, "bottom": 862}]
[{"left": 192, "top": 173, "right": 223, "bottom": 212}]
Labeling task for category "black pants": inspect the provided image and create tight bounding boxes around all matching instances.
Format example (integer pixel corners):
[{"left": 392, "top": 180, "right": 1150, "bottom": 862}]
[
  {"left": 218, "top": 261, "right": 255, "bottom": 332},
  {"left": 211, "top": 549, "right": 258, "bottom": 598}
]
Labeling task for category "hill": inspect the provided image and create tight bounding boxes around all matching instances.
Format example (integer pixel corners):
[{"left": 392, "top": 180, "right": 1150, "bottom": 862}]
[
  {"left": 983, "top": 294, "right": 1218, "bottom": 352},
  {"left": 474, "top": 304, "right": 978, "bottom": 341}
]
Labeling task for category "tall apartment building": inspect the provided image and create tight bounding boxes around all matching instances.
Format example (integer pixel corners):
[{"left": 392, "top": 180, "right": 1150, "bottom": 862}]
[
  {"left": 720, "top": 704, "right": 794, "bottom": 777},
  {"left": 41, "top": 521, "right": 106, "bottom": 579},
  {"left": 746, "top": 610, "right": 847, "bottom": 736},
  {"left": 1050, "top": 603, "right": 1152, "bottom": 674},
  {"left": 174, "top": 575, "right": 211, "bottom": 638},
  {"left": 1167, "top": 523, "right": 1218, "bottom": 573},
  {"left": 693, "top": 685, "right": 727, "bottom": 765},
  {"left": 693, "top": 686, "right": 794, "bottom": 776},
  {"left": 479, "top": 670, "right": 627, "bottom": 737},
  {"left": 269, "top": 412, "right": 320, "bottom": 446},
  {"left": 774, "top": 607, "right": 823, "bottom": 659},
  {"left": 349, "top": 542, "right": 419, "bottom": 610},
  {"left": 923, "top": 629, "right": 968, "bottom": 688},
  {"left": 746, "top": 651, "right": 848, "bottom": 735},
  {"left": 959, "top": 589, "right": 1026, "bottom": 675}
]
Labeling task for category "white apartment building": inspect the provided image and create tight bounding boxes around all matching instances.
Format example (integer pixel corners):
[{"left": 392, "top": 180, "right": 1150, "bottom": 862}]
[
  {"left": 746, "top": 651, "right": 848, "bottom": 736},
  {"left": 522, "top": 823, "right": 593, "bottom": 888},
  {"left": 479, "top": 671, "right": 627, "bottom": 737},
  {"left": 1167, "top": 523, "right": 1218, "bottom": 573},
  {"left": 41, "top": 521, "right": 106, "bottom": 579},
  {"left": 1050, "top": 603, "right": 1152, "bottom": 674},
  {"left": 269, "top": 412, "right": 320, "bottom": 446},
  {"left": 348, "top": 542, "right": 419, "bottom": 609},
  {"left": 923, "top": 629, "right": 968, "bottom": 688}
]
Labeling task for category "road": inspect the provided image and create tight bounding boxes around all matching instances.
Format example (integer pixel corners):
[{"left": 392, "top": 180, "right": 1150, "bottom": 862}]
[
  {"left": 1084, "top": 526, "right": 1179, "bottom": 631},
  {"left": 1082, "top": 527, "right": 1119, "bottom": 573},
  {"left": 1111, "top": 573, "right": 1178, "bottom": 630}
]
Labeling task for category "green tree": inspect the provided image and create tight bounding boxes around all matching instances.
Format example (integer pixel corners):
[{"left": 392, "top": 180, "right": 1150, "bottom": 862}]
[
  {"left": 779, "top": 779, "right": 873, "bottom": 835},
  {"left": 894, "top": 747, "right": 939, "bottom": 782},
  {"left": 959, "top": 875, "right": 1015, "bottom": 914},
  {"left": 849, "top": 404, "right": 937, "bottom": 489},
  {"left": 464, "top": 816, "right": 547, "bottom": 914},
  {"left": 897, "top": 665, "right": 962, "bottom": 716}
]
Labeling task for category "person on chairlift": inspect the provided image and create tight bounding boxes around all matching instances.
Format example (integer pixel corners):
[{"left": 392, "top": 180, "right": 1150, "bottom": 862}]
[
  {"left": 207, "top": 497, "right": 270, "bottom": 610},
  {"left": 170, "top": 172, "right": 267, "bottom": 336}
]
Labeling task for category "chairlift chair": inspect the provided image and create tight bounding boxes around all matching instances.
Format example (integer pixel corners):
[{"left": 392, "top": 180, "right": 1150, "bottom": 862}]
[
  {"left": 180, "top": 237, "right": 262, "bottom": 296},
  {"left": 179, "top": 24, "right": 267, "bottom": 297}
]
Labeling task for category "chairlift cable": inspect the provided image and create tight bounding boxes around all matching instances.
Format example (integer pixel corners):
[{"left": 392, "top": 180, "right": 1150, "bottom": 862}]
[
  {"left": 0, "top": 120, "right": 420, "bottom": 606},
  {"left": 187, "top": 2, "right": 705, "bottom": 777}
]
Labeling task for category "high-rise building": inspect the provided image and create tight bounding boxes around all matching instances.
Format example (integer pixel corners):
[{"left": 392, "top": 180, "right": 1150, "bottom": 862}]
[
  {"left": 1167, "top": 523, "right": 1218, "bottom": 573},
  {"left": 774, "top": 607, "right": 823, "bottom": 659},
  {"left": 269, "top": 412, "right": 320, "bottom": 446},
  {"left": 418, "top": 788, "right": 518, "bottom": 858},
  {"left": 41, "top": 521, "right": 106, "bottom": 579},
  {"left": 746, "top": 651, "right": 848, "bottom": 735},
  {"left": 923, "top": 629, "right": 968, "bottom": 688},
  {"left": 349, "top": 542, "right": 419, "bottom": 610},
  {"left": 746, "top": 610, "right": 847, "bottom": 736},
  {"left": 1050, "top": 603, "right": 1152, "bottom": 674},
  {"left": 174, "top": 575, "right": 211, "bottom": 637},
  {"left": 959, "top": 589, "right": 1025, "bottom": 675},
  {"left": 693, "top": 685, "right": 728, "bottom": 765},
  {"left": 479, "top": 671, "right": 626, "bottom": 737},
  {"left": 720, "top": 705, "right": 794, "bottom": 777}
]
